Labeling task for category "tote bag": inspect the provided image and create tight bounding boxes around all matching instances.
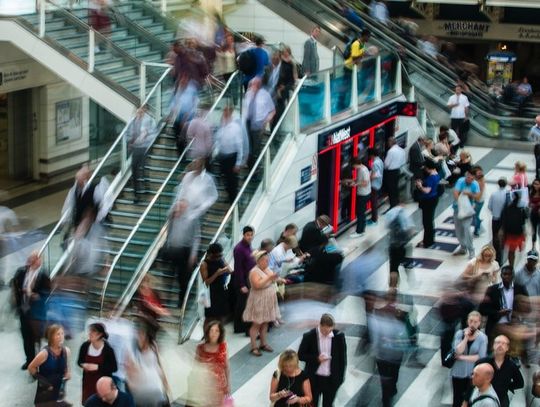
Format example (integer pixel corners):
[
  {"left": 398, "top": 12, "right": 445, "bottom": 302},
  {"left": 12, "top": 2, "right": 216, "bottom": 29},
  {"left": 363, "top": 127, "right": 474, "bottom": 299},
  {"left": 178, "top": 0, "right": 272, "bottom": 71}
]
[{"left": 457, "top": 194, "right": 475, "bottom": 219}]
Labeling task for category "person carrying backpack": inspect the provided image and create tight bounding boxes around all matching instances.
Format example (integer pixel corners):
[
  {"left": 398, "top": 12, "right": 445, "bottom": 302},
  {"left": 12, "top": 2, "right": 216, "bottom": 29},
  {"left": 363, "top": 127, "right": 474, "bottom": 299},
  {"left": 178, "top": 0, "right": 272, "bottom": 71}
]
[
  {"left": 238, "top": 35, "right": 270, "bottom": 90},
  {"left": 339, "top": 29, "right": 371, "bottom": 110}
]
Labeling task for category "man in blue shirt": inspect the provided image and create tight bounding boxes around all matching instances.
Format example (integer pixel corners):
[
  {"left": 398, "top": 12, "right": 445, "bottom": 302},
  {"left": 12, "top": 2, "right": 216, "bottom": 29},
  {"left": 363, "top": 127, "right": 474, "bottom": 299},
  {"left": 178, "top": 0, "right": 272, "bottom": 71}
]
[
  {"left": 453, "top": 171, "right": 480, "bottom": 259},
  {"left": 242, "top": 35, "right": 270, "bottom": 88}
]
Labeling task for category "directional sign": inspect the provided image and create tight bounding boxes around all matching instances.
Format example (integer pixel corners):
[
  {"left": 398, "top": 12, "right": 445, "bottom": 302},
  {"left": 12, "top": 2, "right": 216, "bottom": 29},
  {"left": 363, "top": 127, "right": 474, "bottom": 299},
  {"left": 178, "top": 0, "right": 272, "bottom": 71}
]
[
  {"left": 417, "top": 241, "right": 460, "bottom": 252},
  {"left": 403, "top": 257, "right": 443, "bottom": 270},
  {"left": 435, "top": 228, "right": 457, "bottom": 238}
]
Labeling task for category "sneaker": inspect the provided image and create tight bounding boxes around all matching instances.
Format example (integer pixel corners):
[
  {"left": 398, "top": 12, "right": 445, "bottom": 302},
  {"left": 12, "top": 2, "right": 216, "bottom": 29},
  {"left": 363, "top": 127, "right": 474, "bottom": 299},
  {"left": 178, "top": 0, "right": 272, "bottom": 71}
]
[
  {"left": 350, "top": 232, "right": 365, "bottom": 238},
  {"left": 452, "top": 246, "right": 467, "bottom": 256}
]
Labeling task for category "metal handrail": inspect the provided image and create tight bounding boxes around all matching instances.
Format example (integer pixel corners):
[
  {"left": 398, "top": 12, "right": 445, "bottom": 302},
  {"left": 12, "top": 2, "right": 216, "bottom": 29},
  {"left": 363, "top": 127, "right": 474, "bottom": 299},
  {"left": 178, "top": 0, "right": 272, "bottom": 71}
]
[
  {"left": 102, "top": 71, "right": 240, "bottom": 317},
  {"left": 38, "top": 66, "right": 172, "bottom": 275},
  {"left": 177, "top": 75, "right": 308, "bottom": 342}
]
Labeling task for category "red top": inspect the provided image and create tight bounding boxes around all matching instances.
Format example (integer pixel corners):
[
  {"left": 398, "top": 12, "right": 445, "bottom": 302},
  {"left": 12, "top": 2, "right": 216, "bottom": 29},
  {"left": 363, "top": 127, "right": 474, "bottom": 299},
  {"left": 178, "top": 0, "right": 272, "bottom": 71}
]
[{"left": 196, "top": 342, "right": 229, "bottom": 400}]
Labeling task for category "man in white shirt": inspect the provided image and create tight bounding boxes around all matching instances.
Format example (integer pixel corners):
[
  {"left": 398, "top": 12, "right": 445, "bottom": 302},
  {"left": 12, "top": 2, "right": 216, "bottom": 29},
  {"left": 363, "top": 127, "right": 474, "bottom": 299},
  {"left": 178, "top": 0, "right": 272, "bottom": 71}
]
[
  {"left": 487, "top": 178, "right": 509, "bottom": 264},
  {"left": 528, "top": 115, "right": 540, "bottom": 143},
  {"left": 349, "top": 158, "right": 371, "bottom": 238},
  {"left": 215, "top": 105, "right": 246, "bottom": 204},
  {"left": 468, "top": 363, "right": 500, "bottom": 407},
  {"left": 383, "top": 137, "right": 406, "bottom": 208},
  {"left": 242, "top": 77, "right": 275, "bottom": 168},
  {"left": 447, "top": 85, "right": 470, "bottom": 147},
  {"left": 298, "top": 314, "right": 347, "bottom": 407}
]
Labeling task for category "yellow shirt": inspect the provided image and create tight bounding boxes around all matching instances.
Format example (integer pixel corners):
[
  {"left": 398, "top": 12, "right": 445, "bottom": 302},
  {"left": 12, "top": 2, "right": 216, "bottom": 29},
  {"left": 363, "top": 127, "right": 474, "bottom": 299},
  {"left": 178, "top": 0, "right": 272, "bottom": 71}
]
[{"left": 345, "top": 40, "right": 365, "bottom": 69}]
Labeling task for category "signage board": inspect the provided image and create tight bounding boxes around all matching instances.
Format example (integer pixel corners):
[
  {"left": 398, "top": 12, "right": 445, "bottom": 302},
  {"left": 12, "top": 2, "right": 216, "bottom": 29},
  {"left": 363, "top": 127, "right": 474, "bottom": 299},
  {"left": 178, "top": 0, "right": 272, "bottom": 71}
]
[
  {"left": 300, "top": 166, "right": 311, "bottom": 185},
  {"left": 294, "top": 182, "right": 316, "bottom": 212}
]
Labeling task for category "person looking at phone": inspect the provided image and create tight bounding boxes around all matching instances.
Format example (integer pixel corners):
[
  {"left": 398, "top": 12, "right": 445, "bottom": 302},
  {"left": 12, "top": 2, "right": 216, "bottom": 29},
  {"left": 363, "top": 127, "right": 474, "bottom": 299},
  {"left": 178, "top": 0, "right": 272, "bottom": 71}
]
[
  {"left": 479, "top": 266, "right": 530, "bottom": 348},
  {"left": 298, "top": 313, "right": 347, "bottom": 407},
  {"left": 200, "top": 243, "right": 233, "bottom": 328},
  {"left": 269, "top": 350, "right": 312, "bottom": 406},
  {"left": 450, "top": 311, "right": 488, "bottom": 407}
]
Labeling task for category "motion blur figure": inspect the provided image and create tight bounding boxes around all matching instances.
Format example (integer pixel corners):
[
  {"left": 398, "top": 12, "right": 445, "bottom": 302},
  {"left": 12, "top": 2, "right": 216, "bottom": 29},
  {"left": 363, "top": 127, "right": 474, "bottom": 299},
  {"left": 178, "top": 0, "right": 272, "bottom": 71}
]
[
  {"left": 170, "top": 74, "right": 199, "bottom": 155},
  {"left": 184, "top": 110, "right": 213, "bottom": 163},
  {"left": 61, "top": 164, "right": 97, "bottom": 236},
  {"left": 127, "top": 104, "right": 157, "bottom": 203},
  {"left": 12, "top": 251, "right": 51, "bottom": 370}
]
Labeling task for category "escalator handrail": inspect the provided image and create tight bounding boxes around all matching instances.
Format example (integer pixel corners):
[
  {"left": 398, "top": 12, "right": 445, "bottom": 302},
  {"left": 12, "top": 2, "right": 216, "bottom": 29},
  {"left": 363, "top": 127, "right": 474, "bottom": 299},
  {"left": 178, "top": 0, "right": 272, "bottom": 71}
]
[
  {"left": 105, "top": 71, "right": 241, "bottom": 318},
  {"left": 280, "top": 0, "right": 533, "bottom": 129},
  {"left": 177, "top": 74, "right": 309, "bottom": 343},
  {"left": 38, "top": 65, "right": 172, "bottom": 275}
]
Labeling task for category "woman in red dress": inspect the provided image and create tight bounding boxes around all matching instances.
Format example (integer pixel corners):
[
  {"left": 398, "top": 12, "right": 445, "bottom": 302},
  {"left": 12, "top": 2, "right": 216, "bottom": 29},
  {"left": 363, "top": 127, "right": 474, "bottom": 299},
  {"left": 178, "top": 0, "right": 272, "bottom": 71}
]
[
  {"left": 195, "top": 320, "right": 230, "bottom": 406},
  {"left": 77, "top": 323, "right": 118, "bottom": 404}
]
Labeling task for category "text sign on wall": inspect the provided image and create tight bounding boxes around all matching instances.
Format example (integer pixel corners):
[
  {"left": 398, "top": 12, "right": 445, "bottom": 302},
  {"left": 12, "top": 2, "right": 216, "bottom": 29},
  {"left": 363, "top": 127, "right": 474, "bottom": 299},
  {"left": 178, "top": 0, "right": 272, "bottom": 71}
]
[
  {"left": 300, "top": 166, "right": 311, "bottom": 185},
  {"left": 295, "top": 182, "right": 316, "bottom": 212}
]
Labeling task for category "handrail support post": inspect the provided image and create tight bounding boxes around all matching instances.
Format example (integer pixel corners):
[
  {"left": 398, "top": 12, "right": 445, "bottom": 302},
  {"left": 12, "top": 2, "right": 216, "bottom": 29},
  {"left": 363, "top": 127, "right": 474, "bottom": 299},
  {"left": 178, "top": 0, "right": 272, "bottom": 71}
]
[
  {"left": 324, "top": 71, "right": 331, "bottom": 124},
  {"left": 351, "top": 64, "right": 359, "bottom": 113},
  {"left": 375, "top": 55, "right": 382, "bottom": 103},
  {"left": 39, "top": 0, "right": 46, "bottom": 38},
  {"left": 395, "top": 59, "right": 402, "bottom": 95},
  {"left": 139, "top": 63, "right": 147, "bottom": 104},
  {"left": 88, "top": 29, "right": 95, "bottom": 73}
]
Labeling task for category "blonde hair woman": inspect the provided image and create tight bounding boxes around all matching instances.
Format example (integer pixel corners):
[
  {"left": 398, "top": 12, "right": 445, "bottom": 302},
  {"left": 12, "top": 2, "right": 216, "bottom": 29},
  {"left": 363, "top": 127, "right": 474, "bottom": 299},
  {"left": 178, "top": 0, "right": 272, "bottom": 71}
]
[
  {"left": 511, "top": 161, "right": 528, "bottom": 190},
  {"left": 269, "top": 350, "right": 312, "bottom": 407},
  {"left": 460, "top": 245, "right": 499, "bottom": 303}
]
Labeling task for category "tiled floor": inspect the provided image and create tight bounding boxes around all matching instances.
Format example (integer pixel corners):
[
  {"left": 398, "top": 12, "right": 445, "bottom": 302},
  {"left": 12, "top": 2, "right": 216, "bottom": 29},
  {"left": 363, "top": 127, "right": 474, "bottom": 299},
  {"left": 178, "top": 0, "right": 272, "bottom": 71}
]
[{"left": 1, "top": 146, "right": 539, "bottom": 406}]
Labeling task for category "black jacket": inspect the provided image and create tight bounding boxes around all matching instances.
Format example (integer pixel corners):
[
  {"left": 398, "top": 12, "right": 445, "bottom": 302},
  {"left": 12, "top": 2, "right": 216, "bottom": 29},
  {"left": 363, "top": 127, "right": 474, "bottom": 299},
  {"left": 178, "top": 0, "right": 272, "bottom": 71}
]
[
  {"left": 11, "top": 266, "right": 50, "bottom": 318},
  {"left": 77, "top": 340, "right": 118, "bottom": 378},
  {"left": 298, "top": 328, "right": 347, "bottom": 387},
  {"left": 408, "top": 140, "right": 424, "bottom": 178},
  {"left": 299, "top": 221, "right": 324, "bottom": 254},
  {"left": 474, "top": 356, "right": 524, "bottom": 405},
  {"left": 479, "top": 282, "right": 530, "bottom": 338}
]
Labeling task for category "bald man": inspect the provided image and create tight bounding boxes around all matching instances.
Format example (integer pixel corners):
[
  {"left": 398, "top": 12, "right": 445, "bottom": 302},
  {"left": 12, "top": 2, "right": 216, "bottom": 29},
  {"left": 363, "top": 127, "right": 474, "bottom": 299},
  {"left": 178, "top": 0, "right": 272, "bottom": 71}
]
[
  {"left": 84, "top": 377, "right": 134, "bottom": 406},
  {"left": 469, "top": 363, "right": 500, "bottom": 406}
]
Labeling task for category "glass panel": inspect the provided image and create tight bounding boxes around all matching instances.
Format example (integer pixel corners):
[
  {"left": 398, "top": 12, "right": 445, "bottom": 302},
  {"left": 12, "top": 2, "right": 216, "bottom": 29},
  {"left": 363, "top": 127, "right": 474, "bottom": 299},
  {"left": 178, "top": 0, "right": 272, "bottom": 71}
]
[
  {"left": 330, "top": 66, "right": 352, "bottom": 116},
  {"left": 357, "top": 57, "right": 376, "bottom": 105},
  {"left": 381, "top": 53, "right": 398, "bottom": 96},
  {"left": 89, "top": 101, "right": 125, "bottom": 162},
  {"left": 299, "top": 72, "right": 325, "bottom": 129}
]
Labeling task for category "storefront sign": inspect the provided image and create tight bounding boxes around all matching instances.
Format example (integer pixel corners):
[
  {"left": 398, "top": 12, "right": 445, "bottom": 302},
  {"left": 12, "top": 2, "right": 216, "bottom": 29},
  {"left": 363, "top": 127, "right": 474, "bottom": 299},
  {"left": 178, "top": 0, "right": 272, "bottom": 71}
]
[
  {"left": 415, "top": 19, "right": 540, "bottom": 43},
  {"left": 300, "top": 166, "right": 311, "bottom": 185},
  {"left": 56, "top": 98, "right": 82, "bottom": 144},
  {"left": 294, "top": 182, "right": 316, "bottom": 212},
  {"left": 441, "top": 21, "right": 490, "bottom": 39}
]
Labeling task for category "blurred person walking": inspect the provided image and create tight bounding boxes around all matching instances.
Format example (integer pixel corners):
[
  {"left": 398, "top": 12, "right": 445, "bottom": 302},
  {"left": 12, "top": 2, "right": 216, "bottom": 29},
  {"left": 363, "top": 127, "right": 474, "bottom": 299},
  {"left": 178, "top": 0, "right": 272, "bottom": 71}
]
[
  {"left": 185, "top": 111, "right": 213, "bottom": 164},
  {"left": 269, "top": 350, "right": 312, "bottom": 407},
  {"left": 214, "top": 32, "right": 237, "bottom": 83},
  {"left": 243, "top": 250, "right": 281, "bottom": 356},
  {"left": 12, "top": 251, "right": 50, "bottom": 370},
  {"left": 127, "top": 105, "right": 157, "bottom": 203},
  {"left": 214, "top": 105, "right": 246, "bottom": 204},
  {"left": 125, "top": 322, "right": 170, "bottom": 407},
  {"left": 28, "top": 324, "right": 71, "bottom": 406},
  {"left": 472, "top": 166, "right": 486, "bottom": 237},
  {"left": 453, "top": 170, "right": 480, "bottom": 259},
  {"left": 77, "top": 323, "right": 118, "bottom": 404},
  {"left": 242, "top": 77, "right": 275, "bottom": 169},
  {"left": 298, "top": 313, "right": 346, "bottom": 407},
  {"left": 479, "top": 266, "right": 530, "bottom": 347},
  {"left": 84, "top": 376, "right": 134, "bottom": 407},
  {"left": 174, "top": 158, "right": 218, "bottom": 219},
  {"left": 450, "top": 311, "right": 488, "bottom": 407},
  {"left": 135, "top": 275, "right": 170, "bottom": 328},
  {"left": 368, "top": 148, "right": 384, "bottom": 224},
  {"left": 195, "top": 321, "right": 231, "bottom": 406},
  {"left": 170, "top": 74, "right": 199, "bottom": 155},
  {"left": 415, "top": 160, "right": 440, "bottom": 248},
  {"left": 515, "top": 250, "right": 540, "bottom": 297},
  {"left": 384, "top": 136, "right": 406, "bottom": 209},
  {"left": 488, "top": 178, "right": 509, "bottom": 265},
  {"left": 459, "top": 245, "right": 499, "bottom": 305},
  {"left": 467, "top": 363, "right": 500, "bottom": 407},
  {"left": 385, "top": 205, "right": 414, "bottom": 288},
  {"left": 200, "top": 243, "right": 232, "bottom": 327},
  {"left": 302, "top": 26, "right": 320, "bottom": 76},
  {"left": 89, "top": 0, "right": 111, "bottom": 52},
  {"left": 274, "top": 45, "right": 298, "bottom": 126},
  {"left": 232, "top": 226, "right": 256, "bottom": 334},
  {"left": 500, "top": 192, "right": 528, "bottom": 268},
  {"left": 61, "top": 164, "right": 97, "bottom": 235},
  {"left": 529, "top": 179, "right": 540, "bottom": 250},
  {"left": 469, "top": 335, "right": 524, "bottom": 407},
  {"left": 239, "top": 35, "right": 270, "bottom": 89},
  {"left": 165, "top": 199, "right": 200, "bottom": 307}
]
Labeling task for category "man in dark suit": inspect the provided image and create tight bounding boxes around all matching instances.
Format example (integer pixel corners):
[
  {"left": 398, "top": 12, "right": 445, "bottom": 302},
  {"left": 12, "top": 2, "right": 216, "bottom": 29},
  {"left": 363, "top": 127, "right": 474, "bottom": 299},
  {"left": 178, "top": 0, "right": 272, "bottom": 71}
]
[
  {"left": 298, "top": 313, "right": 347, "bottom": 407},
  {"left": 11, "top": 251, "right": 51, "bottom": 369},
  {"left": 408, "top": 135, "right": 425, "bottom": 180},
  {"left": 302, "top": 26, "right": 321, "bottom": 76},
  {"left": 479, "top": 266, "right": 530, "bottom": 347}
]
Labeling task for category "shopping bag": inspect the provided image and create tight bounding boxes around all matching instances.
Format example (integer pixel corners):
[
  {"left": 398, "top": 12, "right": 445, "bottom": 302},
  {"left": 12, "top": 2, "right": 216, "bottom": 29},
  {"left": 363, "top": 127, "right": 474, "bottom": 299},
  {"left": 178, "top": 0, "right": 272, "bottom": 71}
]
[{"left": 457, "top": 194, "right": 475, "bottom": 219}]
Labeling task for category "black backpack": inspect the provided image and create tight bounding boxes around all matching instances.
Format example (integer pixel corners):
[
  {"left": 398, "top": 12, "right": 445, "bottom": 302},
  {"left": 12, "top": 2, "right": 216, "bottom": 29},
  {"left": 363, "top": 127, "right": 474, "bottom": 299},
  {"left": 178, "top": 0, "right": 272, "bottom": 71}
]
[{"left": 238, "top": 48, "right": 257, "bottom": 76}]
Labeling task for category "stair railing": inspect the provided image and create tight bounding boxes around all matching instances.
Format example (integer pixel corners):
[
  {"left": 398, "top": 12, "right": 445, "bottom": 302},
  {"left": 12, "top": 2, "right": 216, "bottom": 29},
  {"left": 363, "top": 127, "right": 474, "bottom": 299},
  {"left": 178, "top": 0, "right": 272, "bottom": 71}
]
[
  {"left": 100, "top": 71, "right": 241, "bottom": 317},
  {"left": 38, "top": 65, "right": 172, "bottom": 281}
]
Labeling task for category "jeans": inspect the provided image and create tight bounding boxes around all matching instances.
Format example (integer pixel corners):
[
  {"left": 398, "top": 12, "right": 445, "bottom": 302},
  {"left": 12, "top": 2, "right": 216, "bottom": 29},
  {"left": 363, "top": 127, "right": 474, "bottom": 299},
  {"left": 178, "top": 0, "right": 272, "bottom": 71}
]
[
  {"left": 356, "top": 194, "right": 370, "bottom": 233},
  {"left": 454, "top": 213, "right": 474, "bottom": 256},
  {"left": 473, "top": 201, "right": 484, "bottom": 235}
]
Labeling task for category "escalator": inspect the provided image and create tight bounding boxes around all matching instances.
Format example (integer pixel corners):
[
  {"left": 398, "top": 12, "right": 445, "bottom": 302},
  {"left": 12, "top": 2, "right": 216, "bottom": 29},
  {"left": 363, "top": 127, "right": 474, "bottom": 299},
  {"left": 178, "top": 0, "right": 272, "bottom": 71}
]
[{"left": 258, "top": 0, "right": 532, "bottom": 140}]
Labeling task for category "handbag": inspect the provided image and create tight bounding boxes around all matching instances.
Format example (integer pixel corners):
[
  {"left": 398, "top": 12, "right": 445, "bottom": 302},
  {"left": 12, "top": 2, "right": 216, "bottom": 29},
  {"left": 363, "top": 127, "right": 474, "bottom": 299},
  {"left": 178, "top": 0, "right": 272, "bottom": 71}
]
[
  {"left": 457, "top": 194, "right": 475, "bottom": 219},
  {"left": 198, "top": 283, "right": 211, "bottom": 308},
  {"left": 442, "top": 349, "right": 456, "bottom": 368}
]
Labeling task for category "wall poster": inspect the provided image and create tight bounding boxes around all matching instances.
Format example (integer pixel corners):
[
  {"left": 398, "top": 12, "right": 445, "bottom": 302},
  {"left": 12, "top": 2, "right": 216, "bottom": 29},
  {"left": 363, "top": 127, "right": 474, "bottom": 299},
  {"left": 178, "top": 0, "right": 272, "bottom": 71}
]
[{"left": 56, "top": 98, "right": 82, "bottom": 144}]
